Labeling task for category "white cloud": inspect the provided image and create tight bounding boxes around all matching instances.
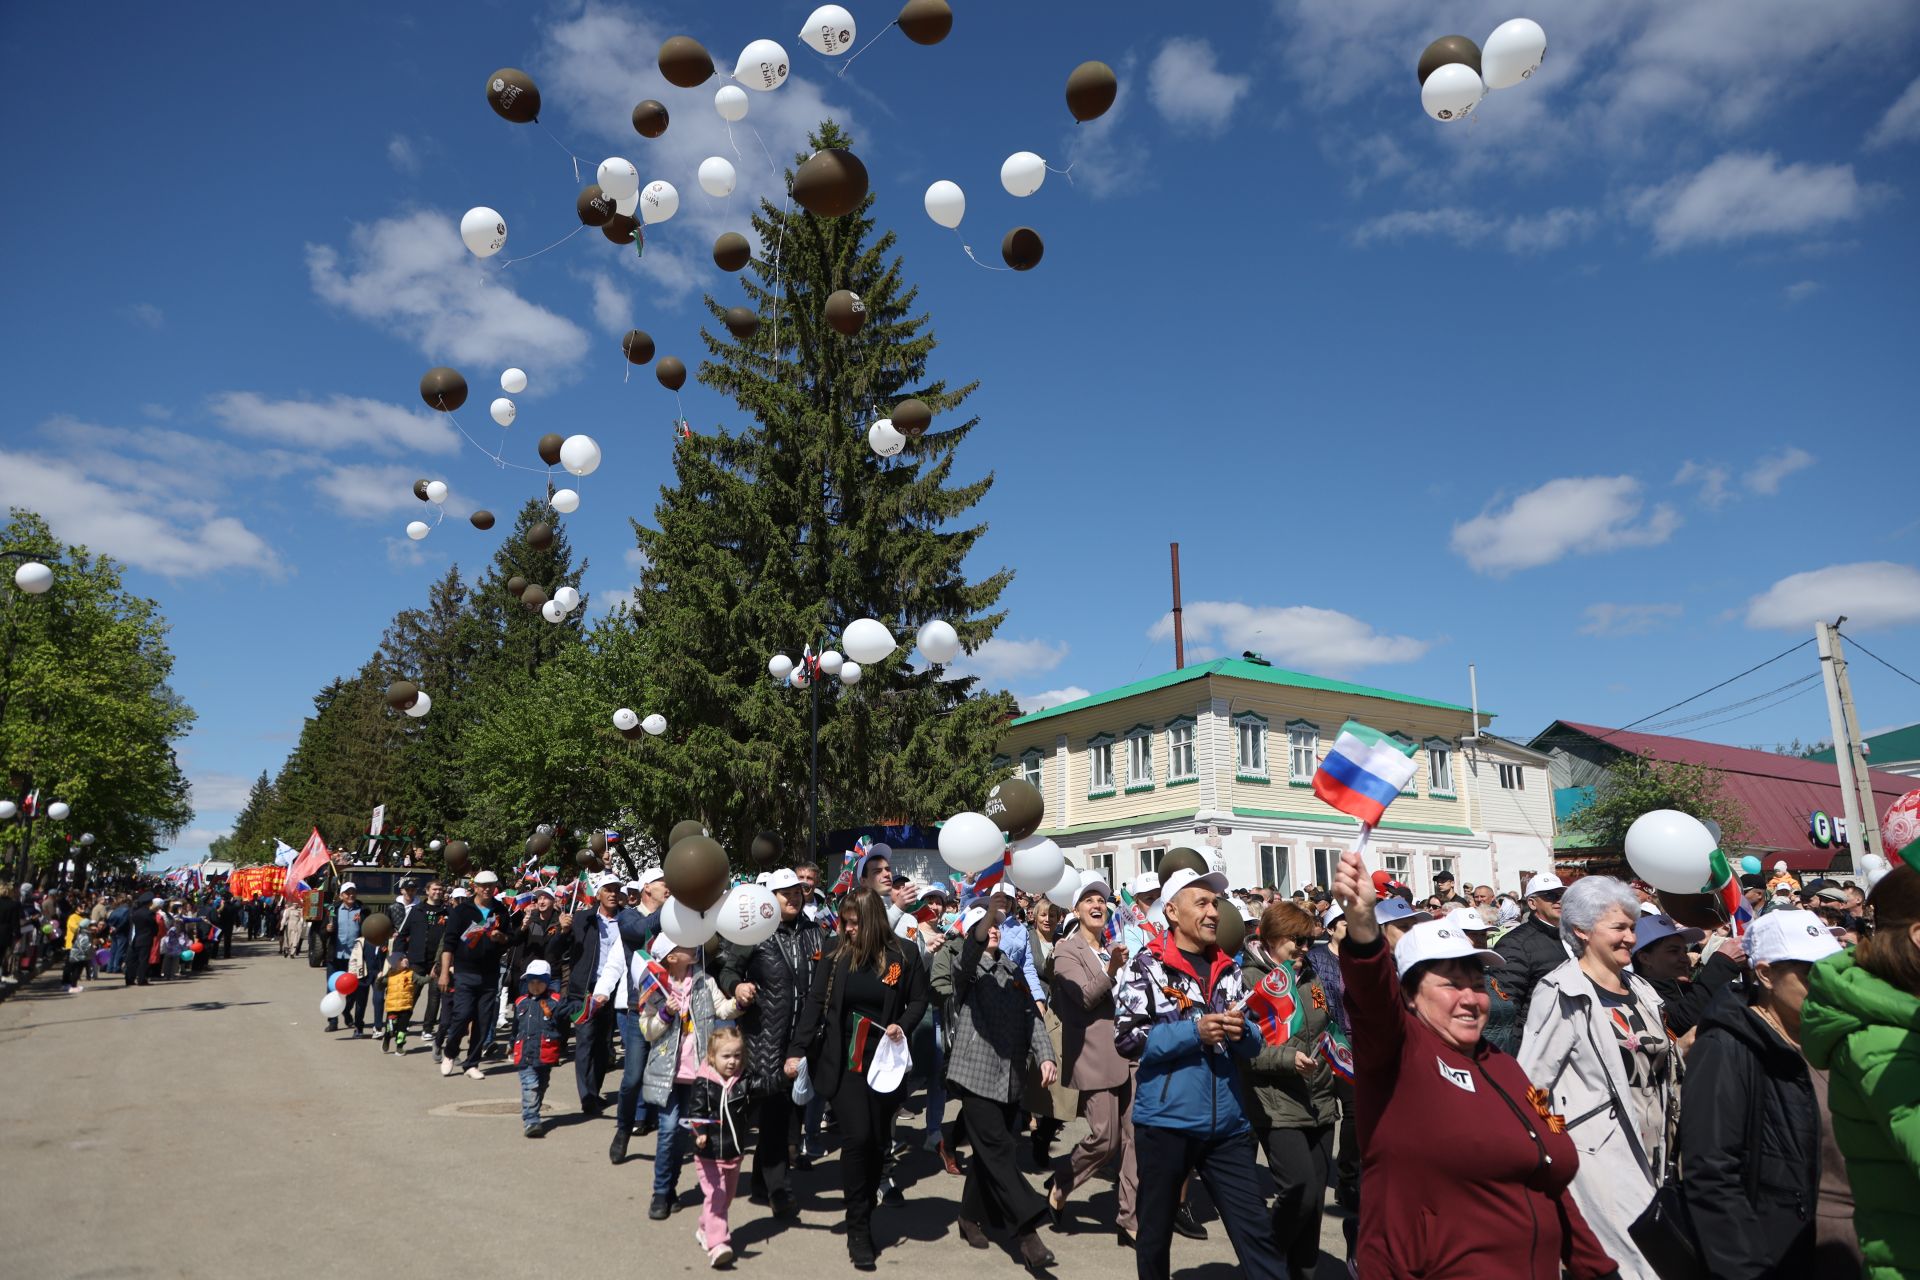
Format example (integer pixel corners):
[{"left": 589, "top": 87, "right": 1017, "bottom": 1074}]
[
  {"left": 1147, "top": 37, "right": 1251, "bottom": 132},
  {"left": 1058, "top": 53, "right": 1143, "bottom": 199},
  {"left": 387, "top": 134, "right": 420, "bottom": 173},
  {"left": 310, "top": 464, "right": 469, "bottom": 521},
  {"left": 1019, "top": 687, "right": 1092, "bottom": 714},
  {"left": 1674, "top": 460, "right": 1733, "bottom": 509},
  {"left": 1504, "top": 207, "right": 1601, "bottom": 253},
  {"left": 1148, "top": 602, "right": 1431, "bottom": 671},
  {"left": 1630, "top": 151, "right": 1875, "bottom": 252},
  {"left": 209, "top": 391, "right": 458, "bottom": 457},
  {"left": 1349, "top": 207, "right": 1489, "bottom": 247},
  {"left": 588, "top": 271, "right": 632, "bottom": 335},
  {"left": 1579, "top": 603, "right": 1682, "bottom": 636},
  {"left": 1451, "top": 476, "right": 1680, "bottom": 574},
  {"left": 1865, "top": 75, "right": 1920, "bottom": 149},
  {"left": 1783, "top": 279, "right": 1822, "bottom": 303},
  {"left": 122, "top": 302, "right": 165, "bottom": 330},
  {"left": 1744, "top": 446, "right": 1815, "bottom": 494},
  {"left": 190, "top": 772, "right": 254, "bottom": 812},
  {"left": 307, "top": 210, "right": 591, "bottom": 368},
  {"left": 962, "top": 637, "right": 1069, "bottom": 683},
  {"left": 140, "top": 403, "right": 174, "bottom": 420},
  {"left": 1746, "top": 561, "right": 1920, "bottom": 630}
]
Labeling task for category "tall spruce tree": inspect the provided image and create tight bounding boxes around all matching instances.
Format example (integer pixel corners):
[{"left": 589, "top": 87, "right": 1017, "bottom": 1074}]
[
  {"left": 631, "top": 120, "right": 1015, "bottom": 860},
  {"left": 228, "top": 770, "right": 276, "bottom": 864}
]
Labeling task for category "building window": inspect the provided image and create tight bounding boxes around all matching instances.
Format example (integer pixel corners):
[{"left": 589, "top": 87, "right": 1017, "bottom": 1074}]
[
  {"left": 1166, "top": 717, "right": 1197, "bottom": 783},
  {"left": 1288, "top": 720, "right": 1318, "bottom": 784},
  {"left": 1391, "top": 733, "right": 1418, "bottom": 794},
  {"left": 1138, "top": 847, "right": 1165, "bottom": 879},
  {"left": 1125, "top": 725, "right": 1154, "bottom": 792},
  {"left": 1427, "top": 740, "right": 1455, "bottom": 796},
  {"left": 1497, "top": 763, "right": 1525, "bottom": 791},
  {"left": 1382, "top": 851, "right": 1411, "bottom": 886},
  {"left": 1020, "top": 750, "right": 1044, "bottom": 790},
  {"left": 991, "top": 754, "right": 1009, "bottom": 771},
  {"left": 1236, "top": 712, "right": 1269, "bottom": 780},
  {"left": 1311, "top": 847, "right": 1340, "bottom": 891},
  {"left": 1430, "top": 856, "right": 1456, "bottom": 897},
  {"left": 1088, "top": 735, "right": 1115, "bottom": 796},
  {"left": 1259, "top": 844, "right": 1290, "bottom": 894},
  {"left": 1084, "top": 851, "right": 1114, "bottom": 887}
]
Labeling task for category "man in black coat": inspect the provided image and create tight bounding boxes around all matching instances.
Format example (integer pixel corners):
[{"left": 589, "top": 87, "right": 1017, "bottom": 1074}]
[
  {"left": 217, "top": 894, "right": 242, "bottom": 958},
  {"left": 565, "top": 873, "right": 658, "bottom": 1124},
  {"left": 393, "top": 878, "right": 451, "bottom": 1057},
  {"left": 1491, "top": 872, "right": 1569, "bottom": 1047},
  {"left": 718, "top": 868, "right": 822, "bottom": 1216},
  {"left": 437, "top": 872, "right": 512, "bottom": 1077},
  {"left": 125, "top": 894, "right": 159, "bottom": 986}
]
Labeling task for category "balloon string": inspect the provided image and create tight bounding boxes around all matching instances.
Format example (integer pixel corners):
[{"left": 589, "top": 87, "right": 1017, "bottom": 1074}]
[
  {"left": 537, "top": 121, "right": 584, "bottom": 185},
  {"left": 747, "top": 125, "right": 780, "bottom": 182},
  {"left": 838, "top": 22, "right": 895, "bottom": 77},
  {"left": 499, "top": 224, "right": 585, "bottom": 268},
  {"left": 955, "top": 228, "right": 1010, "bottom": 272},
  {"left": 446, "top": 408, "right": 550, "bottom": 475}
]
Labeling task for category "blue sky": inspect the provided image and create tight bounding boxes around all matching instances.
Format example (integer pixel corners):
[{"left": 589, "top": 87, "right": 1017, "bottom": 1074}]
[{"left": 4, "top": 1, "right": 1918, "bottom": 868}]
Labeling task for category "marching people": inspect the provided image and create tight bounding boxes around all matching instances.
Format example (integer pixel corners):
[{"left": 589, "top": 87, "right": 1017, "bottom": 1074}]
[
  {"left": 1517, "top": 876, "right": 1674, "bottom": 1280},
  {"left": 1494, "top": 871, "right": 1570, "bottom": 1044},
  {"left": 511, "top": 959, "right": 566, "bottom": 1138},
  {"left": 1022, "top": 898, "right": 1074, "bottom": 1167},
  {"left": 567, "top": 872, "right": 629, "bottom": 1118},
  {"left": 321, "top": 882, "right": 366, "bottom": 1032},
  {"left": 688, "top": 1026, "right": 755, "bottom": 1269},
  {"left": 393, "top": 878, "right": 449, "bottom": 1052},
  {"left": 584, "top": 871, "right": 662, "bottom": 1161},
  {"left": 438, "top": 870, "right": 510, "bottom": 1079},
  {"left": 382, "top": 953, "right": 418, "bottom": 1053},
  {"left": 641, "top": 943, "right": 741, "bottom": 1221}
]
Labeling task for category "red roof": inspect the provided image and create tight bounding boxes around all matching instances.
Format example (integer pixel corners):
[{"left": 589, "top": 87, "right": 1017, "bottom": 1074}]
[{"left": 1552, "top": 721, "right": 1918, "bottom": 872}]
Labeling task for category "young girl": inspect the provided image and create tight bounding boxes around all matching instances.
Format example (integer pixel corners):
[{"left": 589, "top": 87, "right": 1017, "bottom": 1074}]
[
  {"left": 640, "top": 945, "right": 739, "bottom": 1222},
  {"left": 382, "top": 954, "right": 417, "bottom": 1054},
  {"left": 688, "top": 1026, "right": 755, "bottom": 1268}
]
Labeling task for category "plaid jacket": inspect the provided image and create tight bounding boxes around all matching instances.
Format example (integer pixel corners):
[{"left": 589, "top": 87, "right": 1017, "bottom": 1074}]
[
  {"left": 943, "top": 928, "right": 1055, "bottom": 1103},
  {"left": 1114, "top": 932, "right": 1259, "bottom": 1136}
]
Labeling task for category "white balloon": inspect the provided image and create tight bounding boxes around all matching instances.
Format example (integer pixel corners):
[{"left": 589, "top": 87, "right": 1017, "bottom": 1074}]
[
  {"left": 613, "top": 707, "right": 640, "bottom": 732},
  {"left": 554, "top": 585, "right": 581, "bottom": 612},
  {"left": 698, "top": 156, "right": 737, "bottom": 198},
  {"left": 789, "top": 665, "right": 811, "bottom": 690},
  {"left": 818, "top": 649, "right": 844, "bottom": 677},
  {"left": 1421, "top": 63, "right": 1484, "bottom": 122},
  {"left": 800, "top": 6, "right": 857, "bottom": 56},
  {"left": 460, "top": 206, "right": 507, "bottom": 258},
  {"left": 1008, "top": 834, "right": 1066, "bottom": 893},
  {"left": 838, "top": 660, "right": 862, "bottom": 685},
  {"left": 1000, "top": 152, "right": 1046, "bottom": 198},
  {"left": 715, "top": 85, "right": 749, "bottom": 122},
  {"left": 490, "top": 397, "right": 517, "bottom": 426},
  {"left": 13, "top": 561, "right": 53, "bottom": 594},
  {"left": 660, "top": 896, "right": 720, "bottom": 948},
  {"left": 734, "top": 39, "right": 791, "bottom": 91},
  {"left": 320, "top": 991, "right": 347, "bottom": 1019},
  {"left": 917, "top": 619, "right": 960, "bottom": 664},
  {"left": 46, "top": 801, "right": 72, "bottom": 822},
  {"left": 924, "top": 180, "right": 966, "bottom": 228},
  {"left": 768, "top": 654, "right": 794, "bottom": 682},
  {"left": 405, "top": 690, "right": 432, "bottom": 718},
  {"left": 939, "top": 811, "right": 1006, "bottom": 876},
  {"left": 1482, "top": 18, "right": 1547, "bottom": 90},
  {"left": 842, "top": 617, "right": 895, "bottom": 664},
  {"left": 1045, "top": 860, "right": 1082, "bottom": 910},
  {"left": 639, "top": 180, "right": 680, "bottom": 225},
  {"left": 615, "top": 187, "right": 638, "bottom": 216},
  {"left": 716, "top": 882, "right": 781, "bottom": 945},
  {"left": 867, "top": 418, "right": 905, "bottom": 458},
  {"left": 559, "top": 434, "right": 602, "bottom": 477},
  {"left": 0, "top": 801, "right": 14, "bottom": 820},
  {"left": 642, "top": 713, "right": 667, "bottom": 737},
  {"left": 541, "top": 599, "right": 567, "bottom": 624},
  {"left": 406, "top": 520, "right": 430, "bottom": 541},
  {"left": 501, "top": 368, "right": 528, "bottom": 394},
  {"left": 1623, "top": 809, "right": 1717, "bottom": 894},
  {"left": 425, "top": 480, "right": 448, "bottom": 505},
  {"left": 428, "top": 838, "right": 442, "bottom": 851},
  {"left": 550, "top": 488, "right": 580, "bottom": 514},
  {"left": 597, "top": 158, "right": 640, "bottom": 202}
]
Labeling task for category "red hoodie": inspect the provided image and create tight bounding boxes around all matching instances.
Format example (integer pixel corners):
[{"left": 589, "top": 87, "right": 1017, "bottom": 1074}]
[{"left": 1339, "top": 934, "right": 1617, "bottom": 1280}]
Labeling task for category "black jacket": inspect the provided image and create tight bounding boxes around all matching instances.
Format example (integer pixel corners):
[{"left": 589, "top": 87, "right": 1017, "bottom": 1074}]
[
  {"left": 718, "top": 917, "right": 825, "bottom": 1087},
  {"left": 1677, "top": 986, "right": 1819, "bottom": 1280},
  {"left": 514, "top": 909, "right": 570, "bottom": 983},
  {"left": 1491, "top": 916, "right": 1565, "bottom": 1041},
  {"left": 1648, "top": 949, "right": 1743, "bottom": 1037},
  {"left": 686, "top": 1068, "right": 762, "bottom": 1161},
  {"left": 395, "top": 901, "right": 450, "bottom": 969},
  {"left": 563, "top": 907, "right": 656, "bottom": 1006},
  {"left": 443, "top": 901, "right": 510, "bottom": 977},
  {"left": 788, "top": 937, "right": 929, "bottom": 1101}
]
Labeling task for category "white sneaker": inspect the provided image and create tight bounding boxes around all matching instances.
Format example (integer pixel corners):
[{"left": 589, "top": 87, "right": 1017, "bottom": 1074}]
[
  {"left": 693, "top": 1227, "right": 706, "bottom": 1251},
  {"left": 465, "top": 1066, "right": 486, "bottom": 1080},
  {"left": 707, "top": 1245, "right": 733, "bottom": 1269},
  {"left": 70, "top": 984, "right": 84, "bottom": 993},
  {"left": 440, "top": 1058, "right": 456, "bottom": 1077}
]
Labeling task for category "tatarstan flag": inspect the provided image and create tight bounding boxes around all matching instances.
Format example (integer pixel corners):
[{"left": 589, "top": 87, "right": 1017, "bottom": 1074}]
[
  {"left": 847, "top": 1014, "right": 880, "bottom": 1073},
  {"left": 1703, "top": 847, "right": 1751, "bottom": 938}
]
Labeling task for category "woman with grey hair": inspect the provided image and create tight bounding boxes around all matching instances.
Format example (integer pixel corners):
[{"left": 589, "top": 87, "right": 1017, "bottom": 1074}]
[{"left": 1517, "top": 876, "right": 1676, "bottom": 1280}]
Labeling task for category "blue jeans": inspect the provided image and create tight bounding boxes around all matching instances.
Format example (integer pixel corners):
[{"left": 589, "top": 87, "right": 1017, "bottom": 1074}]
[
  {"left": 616, "top": 1009, "right": 654, "bottom": 1133},
  {"left": 108, "top": 937, "right": 126, "bottom": 973},
  {"left": 654, "top": 1080, "right": 691, "bottom": 1198},
  {"left": 519, "top": 1064, "right": 550, "bottom": 1126}
]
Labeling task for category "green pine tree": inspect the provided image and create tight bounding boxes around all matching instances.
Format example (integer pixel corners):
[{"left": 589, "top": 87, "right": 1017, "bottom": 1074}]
[{"left": 228, "top": 769, "right": 277, "bottom": 864}]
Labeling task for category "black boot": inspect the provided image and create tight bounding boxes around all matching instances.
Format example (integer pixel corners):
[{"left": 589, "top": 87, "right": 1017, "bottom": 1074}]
[
  {"left": 1173, "top": 1204, "right": 1209, "bottom": 1240},
  {"left": 608, "top": 1129, "right": 629, "bottom": 1165},
  {"left": 848, "top": 1231, "right": 877, "bottom": 1270}
]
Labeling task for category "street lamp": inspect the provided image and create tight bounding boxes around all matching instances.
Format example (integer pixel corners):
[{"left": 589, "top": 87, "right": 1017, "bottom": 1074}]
[
  {"left": 3, "top": 549, "right": 58, "bottom": 886},
  {"left": 767, "top": 644, "right": 866, "bottom": 867}
]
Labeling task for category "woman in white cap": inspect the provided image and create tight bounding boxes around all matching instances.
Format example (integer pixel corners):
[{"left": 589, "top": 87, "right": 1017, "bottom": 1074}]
[
  {"left": 1680, "top": 909, "right": 1855, "bottom": 1279},
  {"left": 1517, "top": 877, "right": 1673, "bottom": 1280}
]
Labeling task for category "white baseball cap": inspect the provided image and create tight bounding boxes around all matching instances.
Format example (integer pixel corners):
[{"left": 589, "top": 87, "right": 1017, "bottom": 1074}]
[
  {"left": 1444, "top": 906, "right": 1491, "bottom": 935},
  {"left": 339, "top": 882, "right": 358, "bottom": 892},
  {"left": 1321, "top": 903, "right": 1345, "bottom": 927},
  {"left": 523, "top": 959, "right": 553, "bottom": 979},
  {"left": 960, "top": 905, "right": 990, "bottom": 935},
  {"left": 1129, "top": 871, "right": 1161, "bottom": 897},
  {"left": 449, "top": 887, "right": 471, "bottom": 899},
  {"left": 1375, "top": 897, "right": 1433, "bottom": 928},
  {"left": 636, "top": 867, "right": 664, "bottom": 889},
  {"left": 1393, "top": 918, "right": 1505, "bottom": 978},
  {"left": 1633, "top": 913, "right": 1705, "bottom": 953},
  {"left": 1076, "top": 871, "right": 1112, "bottom": 904},
  {"left": 623, "top": 881, "right": 644, "bottom": 894},
  {"left": 1158, "top": 867, "right": 1229, "bottom": 905},
  {"left": 764, "top": 868, "right": 802, "bottom": 893},
  {"left": 590, "top": 871, "right": 621, "bottom": 892},
  {"left": 1747, "top": 909, "right": 1843, "bottom": 967},
  {"left": 1638, "top": 900, "right": 1662, "bottom": 916},
  {"left": 1524, "top": 872, "right": 1564, "bottom": 899},
  {"left": 472, "top": 870, "right": 500, "bottom": 885}
]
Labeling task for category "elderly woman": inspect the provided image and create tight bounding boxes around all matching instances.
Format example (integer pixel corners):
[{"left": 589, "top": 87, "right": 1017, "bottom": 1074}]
[
  {"left": 1517, "top": 876, "right": 1675, "bottom": 1280},
  {"left": 1022, "top": 898, "right": 1076, "bottom": 1165},
  {"left": 1331, "top": 850, "right": 1618, "bottom": 1279}
]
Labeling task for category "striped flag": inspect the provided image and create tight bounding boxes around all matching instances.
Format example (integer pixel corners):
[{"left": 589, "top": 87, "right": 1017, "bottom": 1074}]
[
  {"left": 1318, "top": 1025, "right": 1355, "bottom": 1081},
  {"left": 283, "top": 828, "right": 332, "bottom": 901},
  {"left": 1704, "top": 848, "right": 1752, "bottom": 938},
  {"left": 1312, "top": 722, "right": 1419, "bottom": 827},
  {"left": 1241, "top": 965, "right": 1305, "bottom": 1047},
  {"left": 846, "top": 1014, "right": 880, "bottom": 1072}
]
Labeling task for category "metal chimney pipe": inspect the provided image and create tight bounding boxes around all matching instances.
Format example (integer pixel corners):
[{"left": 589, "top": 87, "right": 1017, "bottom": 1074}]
[{"left": 1170, "top": 542, "right": 1185, "bottom": 669}]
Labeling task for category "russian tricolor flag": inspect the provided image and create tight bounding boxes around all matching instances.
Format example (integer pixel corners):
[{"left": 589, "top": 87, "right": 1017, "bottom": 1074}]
[{"left": 1312, "top": 721, "right": 1419, "bottom": 827}]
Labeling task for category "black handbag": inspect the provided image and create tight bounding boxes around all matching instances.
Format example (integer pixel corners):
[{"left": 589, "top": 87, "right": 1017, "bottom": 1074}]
[{"left": 1629, "top": 1051, "right": 1764, "bottom": 1279}]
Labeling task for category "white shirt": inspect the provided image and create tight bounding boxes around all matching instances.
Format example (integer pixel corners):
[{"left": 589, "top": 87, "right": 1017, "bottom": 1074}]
[{"left": 589, "top": 911, "right": 626, "bottom": 1005}]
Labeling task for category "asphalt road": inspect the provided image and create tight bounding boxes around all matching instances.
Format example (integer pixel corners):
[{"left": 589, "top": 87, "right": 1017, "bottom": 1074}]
[{"left": 0, "top": 942, "right": 1348, "bottom": 1279}]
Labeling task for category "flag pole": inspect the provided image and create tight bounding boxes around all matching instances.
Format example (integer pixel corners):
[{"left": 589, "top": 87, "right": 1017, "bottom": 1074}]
[{"left": 1353, "top": 822, "right": 1373, "bottom": 865}]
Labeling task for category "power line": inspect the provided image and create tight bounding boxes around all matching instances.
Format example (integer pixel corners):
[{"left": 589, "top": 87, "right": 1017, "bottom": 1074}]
[
  {"left": 1842, "top": 634, "right": 1920, "bottom": 692},
  {"left": 1639, "top": 672, "right": 1823, "bottom": 733},
  {"left": 1615, "top": 638, "right": 1815, "bottom": 733}
]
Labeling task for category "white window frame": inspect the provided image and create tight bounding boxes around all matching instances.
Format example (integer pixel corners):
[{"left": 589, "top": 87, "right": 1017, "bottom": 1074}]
[
  {"left": 1165, "top": 717, "right": 1198, "bottom": 784},
  {"left": 1124, "top": 724, "right": 1155, "bottom": 793},
  {"left": 1084, "top": 851, "right": 1114, "bottom": 888},
  {"left": 1382, "top": 851, "right": 1411, "bottom": 885},
  {"left": 1020, "top": 749, "right": 1044, "bottom": 790},
  {"left": 1287, "top": 720, "right": 1319, "bottom": 785},
  {"left": 1429, "top": 855, "right": 1456, "bottom": 897},
  {"left": 1138, "top": 847, "right": 1166, "bottom": 880},
  {"left": 1498, "top": 762, "right": 1525, "bottom": 791},
  {"left": 1426, "top": 738, "right": 1455, "bottom": 798},
  {"left": 1088, "top": 734, "right": 1116, "bottom": 798},
  {"left": 1390, "top": 733, "right": 1418, "bottom": 795},
  {"left": 1235, "top": 711, "right": 1269, "bottom": 781},
  {"left": 1258, "top": 844, "right": 1290, "bottom": 895},
  {"left": 1311, "top": 847, "right": 1341, "bottom": 891}
]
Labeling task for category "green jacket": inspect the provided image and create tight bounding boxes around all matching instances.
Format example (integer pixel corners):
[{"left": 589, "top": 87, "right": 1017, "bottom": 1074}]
[
  {"left": 1237, "top": 946, "right": 1336, "bottom": 1131},
  {"left": 1802, "top": 949, "right": 1920, "bottom": 1279}
]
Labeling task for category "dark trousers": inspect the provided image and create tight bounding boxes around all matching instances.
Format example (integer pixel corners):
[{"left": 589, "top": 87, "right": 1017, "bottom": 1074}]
[
  {"left": 1259, "top": 1124, "right": 1333, "bottom": 1277},
  {"left": 1135, "top": 1124, "right": 1286, "bottom": 1280},
  {"left": 575, "top": 1000, "right": 615, "bottom": 1105},
  {"left": 832, "top": 1070, "right": 900, "bottom": 1241},
  {"left": 125, "top": 940, "right": 152, "bottom": 985},
  {"left": 219, "top": 931, "right": 234, "bottom": 959},
  {"left": 419, "top": 979, "right": 442, "bottom": 1036},
  {"left": 955, "top": 1085, "right": 1049, "bottom": 1235},
  {"left": 443, "top": 972, "right": 500, "bottom": 1069},
  {"left": 751, "top": 1091, "right": 797, "bottom": 1198},
  {"left": 1333, "top": 1076, "right": 1358, "bottom": 1189},
  {"left": 62, "top": 959, "right": 84, "bottom": 986}
]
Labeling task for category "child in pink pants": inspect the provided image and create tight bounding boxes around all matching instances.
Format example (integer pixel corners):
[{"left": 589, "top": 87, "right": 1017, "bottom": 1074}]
[{"left": 688, "top": 1027, "right": 751, "bottom": 1268}]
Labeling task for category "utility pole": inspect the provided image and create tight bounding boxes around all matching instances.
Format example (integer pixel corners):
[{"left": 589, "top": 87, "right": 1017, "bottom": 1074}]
[
  {"left": 1169, "top": 543, "right": 1185, "bottom": 669},
  {"left": 1815, "top": 619, "right": 1880, "bottom": 872}
]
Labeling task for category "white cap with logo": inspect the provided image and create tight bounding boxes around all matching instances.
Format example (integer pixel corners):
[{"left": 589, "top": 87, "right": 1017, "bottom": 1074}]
[
  {"left": 1524, "top": 872, "right": 1564, "bottom": 899},
  {"left": 1158, "top": 867, "right": 1229, "bottom": 904},
  {"left": 764, "top": 868, "right": 802, "bottom": 893},
  {"left": 1746, "top": 909, "right": 1843, "bottom": 967},
  {"left": 1393, "top": 918, "right": 1505, "bottom": 978},
  {"left": 1129, "top": 871, "right": 1161, "bottom": 898}
]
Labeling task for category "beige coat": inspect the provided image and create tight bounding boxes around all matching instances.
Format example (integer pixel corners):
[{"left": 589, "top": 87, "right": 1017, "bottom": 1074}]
[
  {"left": 1518, "top": 957, "right": 1677, "bottom": 1280},
  {"left": 1049, "top": 930, "right": 1129, "bottom": 1091}
]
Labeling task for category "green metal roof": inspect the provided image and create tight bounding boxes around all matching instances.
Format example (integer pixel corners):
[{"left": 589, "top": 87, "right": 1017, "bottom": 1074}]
[
  {"left": 1009, "top": 657, "right": 1477, "bottom": 727},
  {"left": 1808, "top": 722, "right": 1920, "bottom": 765}
]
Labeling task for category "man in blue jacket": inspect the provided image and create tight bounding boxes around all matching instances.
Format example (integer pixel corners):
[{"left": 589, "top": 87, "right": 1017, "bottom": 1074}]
[{"left": 1114, "top": 867, "right": 1284, "bottom": 1280}]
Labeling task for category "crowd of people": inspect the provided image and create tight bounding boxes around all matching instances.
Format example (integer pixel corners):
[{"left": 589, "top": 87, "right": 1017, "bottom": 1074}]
[{"left": 0, "top": 881, "right": 283, "bottom": 994}]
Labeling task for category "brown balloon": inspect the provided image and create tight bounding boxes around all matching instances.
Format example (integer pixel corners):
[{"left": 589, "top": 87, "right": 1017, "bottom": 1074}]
[
  {"left": 443, "top": 841, "right": 471, "bottom": 875},
  {"left": 659, "top": 35, "right": 715, "bottom": 88},
  {"left": 589, "top": 831, "right": 608, "bottom": 855},
  {"left": 665, "top": 835, "right": 731, "bottom": 912},
  {"left": 631, "top": 99, "right": 670, "bottom": 138},
  {"left": 1655, "top": 891, "right": 1724, "bottom": 931},
  {"left": 521, "top": 583, "right": 550, "bottom": 610},
  {"left": 622, "top": 330, "right": 655, "bottom": 364},
  {"left": 574, "top": 848, "right": 597, "bottom": 870},
  {"left": 361, "top": 912, "right": 394, "bottom": 947},
  {"left": 723, "top": 307, "right": 759, "bottom": 340},
  {"left": 577, "top": 184, "right": 615, "bottom": 227},
  {"left": 1418, "top": 35, "right": 1482, "bottom": 85},
  {"left": 713, "top": 232, "right": 752, "bottom": 272},
  {"left": 413, "top": 478, "right": 431, "bottom": 502},
  {"left": 527, "top": 522, "right": 555, "bottom": 552},
  {"left": 897, "top": 0, "right": 953, "bottom": 46},
  {"left": 385, "top": 680, "right": 419, "bottom": 710},
  {"left": 470, "top": 510, "right": 495, "bottom": 531},
  {"left": 1160, "top": 847, "right": 1209, "bottom": 880},
  {"left": 419, "top": 367, "right": 468, "bottom": 413},
  {"left": 621, "top": 724, "right": 645, "bottom": 741},
  {"left": 824, "top": 289, "right": 866, "bottom": 335},
  {"left": 984, "top": 778, "right": 1045, "bottom": 842},
  {"left": 669, "top": 819, "right": 708, "bottom": 848},
  {"left": 1001, "top": 226, "right": 1044, "bottom": 271},
  {"left": 656, "top": 356, "right": 686, "bottom": 391},
  {"left": 506, "top": 575, "right": 528, "bottom": 596},
  {"left": 892, "top": 398, "right": 932, "bottom": 438},
  {"left": 1213, "top": 903, "right": 1247, "bottom": 956},
  {"left": 485, "top": 68, "right": 541, "bottom": 124},
  {"left": 1065, "top": 61, "right": 1118, "bottom": 122},
  {"left": 602, "top": 212, "right": 640, "bottom": 245},
  {"left": 791, "top": 149, "right": 870, "bottom": 218},
  {"left": 750, "top": 831, "right": 782, "bottom": 866},
  {"left": 537, "top": 433, "right": 564, "bottom": 466},
  {"left": 530, "top": 831, "right": 554, "bottom": 856}
]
